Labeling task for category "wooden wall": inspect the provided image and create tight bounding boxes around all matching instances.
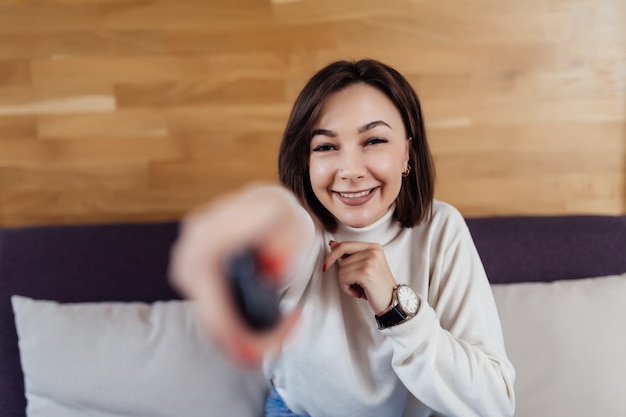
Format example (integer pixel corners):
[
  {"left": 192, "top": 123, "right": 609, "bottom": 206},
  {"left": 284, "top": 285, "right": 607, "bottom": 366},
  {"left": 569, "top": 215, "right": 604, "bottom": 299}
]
[{"left": 0, "top": 0, "right": 624, "bottom": 226}]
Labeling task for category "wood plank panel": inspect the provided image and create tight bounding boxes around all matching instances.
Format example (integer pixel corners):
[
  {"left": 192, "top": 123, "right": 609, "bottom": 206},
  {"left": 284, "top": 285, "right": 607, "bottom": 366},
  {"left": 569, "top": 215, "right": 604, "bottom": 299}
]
[
  {"left": 435, "top": 150, "right": 624, "bottom": 179},
  {"left": 0, "top": 4, "right": 97, "bottom": 32},
  {"left": 422, "top": 96, "right": 623, "bottom": 127},
  {"left": 31, "top": 53, "right": 292, "bottom": 85},
  {"left": 163, "top": 24, "right": 337, "bottom": 55},
  {"left": 0, "top": 163, "right": 148, "bottom": 191},
  {"left": 115, "top": 79, "right": 286, "bottom": 108},
  {"left": 0, "top": 0, "right": 624, "bottom": 226},
  {"left": 408, "top": 69, "right": 623, "bottom": 102},
  {"left": 0, "top": 60, "right": 31, "bottom": 86},
  {"left": 0, "top": 31, "right": 165, "bottom": 60},
  {"left": 0, "top": 115, "right": 37, "bottom": 139},
  {"left": 149, "top": 131, "right": 282, "bottom": 189},
  {"left": 0, "top": 137, "right": 185, "bottom": 165},
  {"left": 0, "top": 85, "right": 115, "bottom": 116},
  {"left": 165, "top": 104, "right": 290, "bottom": 135},
  {"left": 429, "top": 122, "right": 625, "bottom": 153},
  {"left": 37, "top": 110, "right": 169, "bottom": 140},
  {"left": 270, "top": 0, "right": 413, "bottom": 23},
  {"left": 436, "top": 173, "right": 625, "bottom": 216},
  {"left": 97, "top": 0, "right": 271, "bottom": 31},
  {"left": 0, "top": 186, "right": 201, "bottom": 227},
  {"left": 31, "top": 57, "right": 210, "bottom": 84}
]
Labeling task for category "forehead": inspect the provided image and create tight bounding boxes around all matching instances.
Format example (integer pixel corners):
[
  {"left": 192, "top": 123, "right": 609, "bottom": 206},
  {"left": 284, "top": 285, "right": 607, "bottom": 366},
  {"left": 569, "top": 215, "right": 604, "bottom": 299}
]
[{"left": 313, "top": 83, "right": 404, "bottom": 130}]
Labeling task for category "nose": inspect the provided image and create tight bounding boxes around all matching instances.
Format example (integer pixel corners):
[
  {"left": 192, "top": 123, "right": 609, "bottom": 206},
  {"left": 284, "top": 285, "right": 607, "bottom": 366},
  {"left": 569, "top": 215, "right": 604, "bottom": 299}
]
[{"left": 339, "top": 148, "right": 366, "bottom": 181}]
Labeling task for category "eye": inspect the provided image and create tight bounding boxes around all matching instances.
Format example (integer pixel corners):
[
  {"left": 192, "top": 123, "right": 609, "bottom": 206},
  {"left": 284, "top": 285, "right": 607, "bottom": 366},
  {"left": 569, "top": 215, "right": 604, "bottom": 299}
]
[
  {"left": 365, "top": 137, "right": 388, "bottom": 146},
  {"left": 312, "top": 144, "right": 336, "bottom": 152}
]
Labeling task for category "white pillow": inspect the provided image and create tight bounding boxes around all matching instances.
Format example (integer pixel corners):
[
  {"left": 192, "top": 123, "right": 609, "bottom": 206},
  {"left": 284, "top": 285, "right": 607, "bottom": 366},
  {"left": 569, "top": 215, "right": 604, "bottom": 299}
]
[
  {"left": 491, "top": 273, "right": 626, "bottom": 417},
  {"left": 11, "top": 296, "right": 268, "bottom": 417}
]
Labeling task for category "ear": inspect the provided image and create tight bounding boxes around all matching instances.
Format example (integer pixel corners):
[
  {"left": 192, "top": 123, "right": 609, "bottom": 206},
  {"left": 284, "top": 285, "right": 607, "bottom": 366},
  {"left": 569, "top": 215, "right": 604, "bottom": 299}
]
[{"left": 404, "top": 137, "right": 412, "bottom": 167}]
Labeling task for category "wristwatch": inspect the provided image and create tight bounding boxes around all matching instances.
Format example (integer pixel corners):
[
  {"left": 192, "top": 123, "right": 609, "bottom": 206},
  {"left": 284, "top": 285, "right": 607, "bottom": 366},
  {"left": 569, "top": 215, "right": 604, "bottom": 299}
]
[{"left": 375, "top": 284, "right": 419, "bottom": 330}]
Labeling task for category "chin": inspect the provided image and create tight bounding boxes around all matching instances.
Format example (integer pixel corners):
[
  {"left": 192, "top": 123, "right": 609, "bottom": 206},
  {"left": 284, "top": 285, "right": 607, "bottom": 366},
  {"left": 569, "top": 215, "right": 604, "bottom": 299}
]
[
  {"left": 342, "top": 220, "right": 369, "bottom": 228},
  {"left": 337, "top": 213, "right": 379, "bottom": 229}
]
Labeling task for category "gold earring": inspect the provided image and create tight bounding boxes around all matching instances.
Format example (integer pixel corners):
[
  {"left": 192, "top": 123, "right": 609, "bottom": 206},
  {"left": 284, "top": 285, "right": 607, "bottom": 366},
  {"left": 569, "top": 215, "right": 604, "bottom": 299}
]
[{"left": 402, "top": 164, "right": 411, "bottom": 177}]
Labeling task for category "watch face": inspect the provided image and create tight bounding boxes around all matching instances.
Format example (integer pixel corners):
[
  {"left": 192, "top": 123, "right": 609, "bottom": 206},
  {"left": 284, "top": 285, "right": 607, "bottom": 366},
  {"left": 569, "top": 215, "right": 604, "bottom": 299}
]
[{"left": 397, "top": 285, "right": 419, "bottom": 314}]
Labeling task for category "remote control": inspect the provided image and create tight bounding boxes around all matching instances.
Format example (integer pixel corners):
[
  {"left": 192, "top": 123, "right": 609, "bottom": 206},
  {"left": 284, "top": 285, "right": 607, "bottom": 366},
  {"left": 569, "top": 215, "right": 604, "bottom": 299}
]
[{"left": 226, "top": 249, "right": 281, "bottom": 331}]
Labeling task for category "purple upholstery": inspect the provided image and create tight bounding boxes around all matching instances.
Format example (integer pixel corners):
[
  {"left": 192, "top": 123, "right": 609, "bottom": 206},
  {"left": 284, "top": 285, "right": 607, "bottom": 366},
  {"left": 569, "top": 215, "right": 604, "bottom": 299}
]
[
  {"left": 1, "top": 215, "right": 625, "bottom": 416},
  {"left": 466, "top": 215, "right": 626, "bottom": 284}
]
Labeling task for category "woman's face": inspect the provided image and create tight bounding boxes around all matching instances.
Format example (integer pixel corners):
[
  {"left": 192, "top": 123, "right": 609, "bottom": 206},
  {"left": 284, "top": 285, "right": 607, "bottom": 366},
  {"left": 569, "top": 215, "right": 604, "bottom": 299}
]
[{"left": 309, "top": 83, "right": 410, "bottom": 228}]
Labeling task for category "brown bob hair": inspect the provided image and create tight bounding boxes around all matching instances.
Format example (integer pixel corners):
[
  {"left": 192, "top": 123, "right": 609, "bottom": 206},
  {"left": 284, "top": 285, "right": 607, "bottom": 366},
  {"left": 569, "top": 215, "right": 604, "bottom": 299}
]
[{"left": 278, "top": 59, "right": 435, "bottom": 232}]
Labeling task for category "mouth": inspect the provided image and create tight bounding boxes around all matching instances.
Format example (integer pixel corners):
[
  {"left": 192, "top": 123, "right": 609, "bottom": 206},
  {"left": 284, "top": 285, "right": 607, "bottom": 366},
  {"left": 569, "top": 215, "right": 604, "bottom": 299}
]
[
  {"left": 331, "top": 186, "right": 380, "bottom": 208},
  {"left": 336, "top": 188, "right": 375, "bottom": 199},
  {"left": 332, "top": 187, "right": 380, "bottom": 207}
]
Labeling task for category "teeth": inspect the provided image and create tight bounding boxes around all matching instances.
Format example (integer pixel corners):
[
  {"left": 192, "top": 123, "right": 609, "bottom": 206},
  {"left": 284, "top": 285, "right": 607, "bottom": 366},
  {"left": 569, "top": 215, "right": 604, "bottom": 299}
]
[{"left": 339, "top": 190, "right": 371, "bottom": 198}]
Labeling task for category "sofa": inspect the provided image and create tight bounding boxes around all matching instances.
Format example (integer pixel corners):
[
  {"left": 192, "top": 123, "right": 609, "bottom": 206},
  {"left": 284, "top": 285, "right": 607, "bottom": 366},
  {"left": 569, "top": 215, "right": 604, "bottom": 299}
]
[{"left": 1, "top": 215, "right": 625, "bottom": 417}]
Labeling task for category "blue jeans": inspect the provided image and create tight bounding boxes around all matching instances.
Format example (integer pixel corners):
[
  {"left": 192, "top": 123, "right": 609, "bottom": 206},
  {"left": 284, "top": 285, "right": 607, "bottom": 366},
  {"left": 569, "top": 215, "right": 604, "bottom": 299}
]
[{"left": 265, "top": 387, "right": 310, "bottom": 417}]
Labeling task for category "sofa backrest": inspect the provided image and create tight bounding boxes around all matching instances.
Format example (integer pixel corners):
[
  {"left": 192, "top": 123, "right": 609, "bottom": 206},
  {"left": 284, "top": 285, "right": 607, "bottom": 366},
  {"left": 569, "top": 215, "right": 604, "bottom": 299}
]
[
  {"left": 1, "top": 215, "right": 625, "bottom": 415},
  {"left": 466, "top": 214, "right": 626, "bottom": 284}
]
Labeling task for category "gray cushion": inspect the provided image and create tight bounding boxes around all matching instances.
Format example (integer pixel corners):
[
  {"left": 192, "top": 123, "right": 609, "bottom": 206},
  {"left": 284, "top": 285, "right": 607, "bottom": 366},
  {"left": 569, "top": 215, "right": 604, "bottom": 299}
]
[{"left": 12, "top": 296, "right": 267, "bottom": 417}]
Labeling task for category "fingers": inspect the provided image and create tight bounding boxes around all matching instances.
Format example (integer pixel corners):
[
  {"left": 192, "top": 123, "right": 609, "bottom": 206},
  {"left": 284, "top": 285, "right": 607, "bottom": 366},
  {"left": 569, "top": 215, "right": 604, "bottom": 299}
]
[
  {"left": 168, "top": 184, "right": 313, "bottom": 368},
  {"left": 324, "top": 240, "right": 375, "bottom": 271},
  {"left": 170, "top": 184, "right": 311, "bottom": 296},
  {"left": 177, "top": 185, "right": 308, "bottom": 271},
  {"left": 346, "top": 283, "right": 368, "bottom": 300},
  {"left": 210, "top": 308, "right": 302, "bottom": 368},
  {"left": 324, "top": 240, "right": 397, "bottom": 313}
]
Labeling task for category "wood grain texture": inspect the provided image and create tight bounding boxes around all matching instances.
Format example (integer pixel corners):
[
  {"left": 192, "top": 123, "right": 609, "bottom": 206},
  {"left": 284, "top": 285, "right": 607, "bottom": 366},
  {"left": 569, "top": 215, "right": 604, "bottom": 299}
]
[{"left": 0, "top": 0, "right": 624, "bottom": 226}]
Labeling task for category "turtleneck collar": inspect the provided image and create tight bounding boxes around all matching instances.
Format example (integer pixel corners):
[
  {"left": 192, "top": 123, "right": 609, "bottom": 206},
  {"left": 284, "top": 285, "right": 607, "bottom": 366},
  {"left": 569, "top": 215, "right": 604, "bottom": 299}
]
[{"left": 328, "top": 204, "right": 403, "bottom": 247}]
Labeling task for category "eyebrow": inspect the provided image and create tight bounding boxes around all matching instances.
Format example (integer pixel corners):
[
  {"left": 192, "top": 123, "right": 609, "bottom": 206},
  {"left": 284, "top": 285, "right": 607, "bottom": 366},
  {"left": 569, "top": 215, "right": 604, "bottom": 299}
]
[
  {"left": 359, "top": 120, "right": 392, "bottom": 133},
  {"left": 311, "top": 120, "right": 392, "bottom": 138},
  {"left": 311, "top": 128, "right": 336, "bottom": 137}
]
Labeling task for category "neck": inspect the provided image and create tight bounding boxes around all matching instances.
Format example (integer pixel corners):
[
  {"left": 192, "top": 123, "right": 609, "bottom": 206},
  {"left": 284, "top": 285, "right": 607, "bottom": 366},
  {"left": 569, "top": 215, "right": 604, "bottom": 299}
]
[{"left": 331, "top": 205, "right": 401, "bottom": 246}]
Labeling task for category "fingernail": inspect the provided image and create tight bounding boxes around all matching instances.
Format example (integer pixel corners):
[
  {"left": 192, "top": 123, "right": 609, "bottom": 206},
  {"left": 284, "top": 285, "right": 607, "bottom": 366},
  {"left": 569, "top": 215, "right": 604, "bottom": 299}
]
[
  {"left": 258, "top": 252, "right": 285, "bottom": 283},
  {"left": 328, "top": 240, "right": 335, "bottom": 246},
  {"left": 322, "top": 263, "right": 326, "bottom": 272}
]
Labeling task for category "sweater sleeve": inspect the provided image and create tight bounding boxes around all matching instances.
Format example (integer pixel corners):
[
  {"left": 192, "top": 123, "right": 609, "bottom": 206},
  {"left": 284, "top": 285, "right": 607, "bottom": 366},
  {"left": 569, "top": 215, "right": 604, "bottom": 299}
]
[{"left": 382, "top": 205, "right": 516, "bottom": 417}]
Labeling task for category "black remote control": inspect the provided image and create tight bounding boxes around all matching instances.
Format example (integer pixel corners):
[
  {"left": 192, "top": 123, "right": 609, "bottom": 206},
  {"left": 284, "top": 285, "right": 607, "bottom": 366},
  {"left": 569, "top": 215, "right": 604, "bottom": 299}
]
[{"left": 226, "top": 249, "right": 281, "bottom": 331}]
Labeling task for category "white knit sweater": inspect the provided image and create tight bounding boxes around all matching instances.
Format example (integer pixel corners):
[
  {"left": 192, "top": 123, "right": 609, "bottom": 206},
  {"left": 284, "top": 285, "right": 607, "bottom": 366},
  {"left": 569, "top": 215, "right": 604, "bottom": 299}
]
[{"left": 263, "top": 200, "right": 515, "bottom": 417}]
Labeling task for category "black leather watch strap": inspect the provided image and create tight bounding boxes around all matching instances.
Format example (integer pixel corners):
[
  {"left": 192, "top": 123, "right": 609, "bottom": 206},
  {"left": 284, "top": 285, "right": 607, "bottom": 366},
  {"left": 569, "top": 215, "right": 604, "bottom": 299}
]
[{"left": 375, "top": 305, "right": 408, "bottom": 330}]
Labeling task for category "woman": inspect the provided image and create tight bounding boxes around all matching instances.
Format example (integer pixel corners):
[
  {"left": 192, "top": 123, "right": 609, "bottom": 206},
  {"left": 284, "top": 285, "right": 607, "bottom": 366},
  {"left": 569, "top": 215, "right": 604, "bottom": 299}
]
[{"left": 170, "top": 59, "right": 515, "bottom": 417}]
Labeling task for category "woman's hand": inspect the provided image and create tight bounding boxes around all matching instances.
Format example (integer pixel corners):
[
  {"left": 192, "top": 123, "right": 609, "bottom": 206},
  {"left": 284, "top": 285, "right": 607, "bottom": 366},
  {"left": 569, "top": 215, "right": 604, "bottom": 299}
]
[
  {"left": 169, "top": 184, "right": 313, "bottom": 367},
  {"left": 324, "top": 241, "right": 397, "bottom": 314}
]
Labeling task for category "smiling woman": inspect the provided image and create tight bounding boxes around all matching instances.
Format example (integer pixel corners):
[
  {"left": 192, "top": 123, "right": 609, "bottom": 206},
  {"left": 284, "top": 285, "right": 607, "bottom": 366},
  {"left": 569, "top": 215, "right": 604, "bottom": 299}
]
[
  {"left": 279, "top": 60, "right": 435, "bottom": 234},
  {"left": 308, "top": 84, "right": 410, "bottom": 229},
  {"left": 170, "top": 59, "right": 516, "bottom": 417}
]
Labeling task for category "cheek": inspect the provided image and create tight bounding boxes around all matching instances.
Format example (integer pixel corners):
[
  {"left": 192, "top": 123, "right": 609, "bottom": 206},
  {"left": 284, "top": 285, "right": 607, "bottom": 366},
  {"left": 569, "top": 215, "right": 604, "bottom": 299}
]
[
  {"left": 373, "top": 153, "right": 403, "bottom": 179},
  {"left": 370, "top": 154, "right": 405, "bottom": 198},
  {"left": 308, "top": 159, "right": 332, "bottom": 192}
]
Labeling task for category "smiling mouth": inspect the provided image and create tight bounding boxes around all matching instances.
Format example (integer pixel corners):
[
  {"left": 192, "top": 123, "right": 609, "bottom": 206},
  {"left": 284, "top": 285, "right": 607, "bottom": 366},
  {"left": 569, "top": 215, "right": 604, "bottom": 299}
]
[{"left": 336, "top": 188, "right": 376, "bottom": 199}]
